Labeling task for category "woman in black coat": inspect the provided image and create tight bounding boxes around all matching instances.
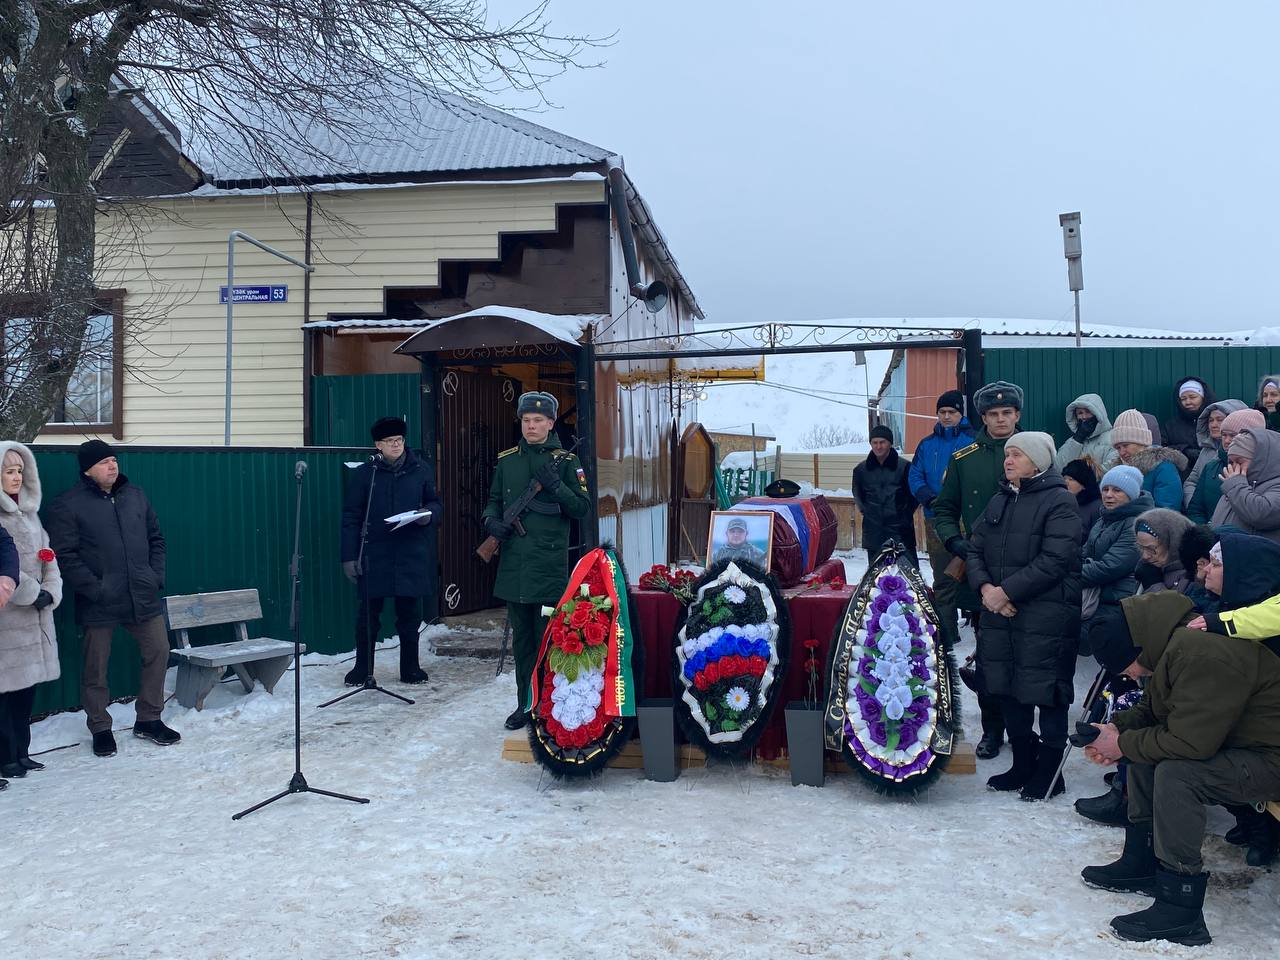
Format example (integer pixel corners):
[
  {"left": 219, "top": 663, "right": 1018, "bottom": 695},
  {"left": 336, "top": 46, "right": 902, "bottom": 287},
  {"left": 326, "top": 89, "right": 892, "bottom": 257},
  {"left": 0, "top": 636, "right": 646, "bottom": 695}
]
[
  {"left": 967, "top": 431, "right": 1082, "bottom": 801},
  {"left": 340, "top": 418, "right": 444, "bottom": 685}
]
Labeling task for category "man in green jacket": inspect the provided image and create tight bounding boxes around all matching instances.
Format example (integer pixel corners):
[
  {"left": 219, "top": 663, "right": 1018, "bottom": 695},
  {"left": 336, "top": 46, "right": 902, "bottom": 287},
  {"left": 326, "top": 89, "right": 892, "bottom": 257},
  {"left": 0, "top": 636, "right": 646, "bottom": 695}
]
[
  {"left": 483, "top": 391, "right": 591, "bottom": 730},
  {"left": 931, "top": 379, "right": 1024, "bottom": 759},
  {"left": 1079, "top": 537, "right": 1280, "bottom": 947}
]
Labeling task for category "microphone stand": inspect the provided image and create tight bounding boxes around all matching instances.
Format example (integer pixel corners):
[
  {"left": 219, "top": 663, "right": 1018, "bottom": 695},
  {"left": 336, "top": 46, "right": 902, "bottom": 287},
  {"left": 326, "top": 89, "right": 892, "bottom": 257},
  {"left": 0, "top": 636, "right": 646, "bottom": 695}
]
[
  {"left": 319, "top": 452, "right": 414, "bottom": 708},
  {"left": 233, "top": 460, "right": 368, "bottom": 820}
]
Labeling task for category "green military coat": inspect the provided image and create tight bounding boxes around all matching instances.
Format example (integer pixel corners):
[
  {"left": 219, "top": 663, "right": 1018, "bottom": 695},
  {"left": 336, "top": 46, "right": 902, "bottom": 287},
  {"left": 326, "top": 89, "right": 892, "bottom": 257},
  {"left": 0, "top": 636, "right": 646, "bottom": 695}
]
[
  {"left": 483, "top": 435, "right": 591, "bottom": 604},
  {"left": 931, "top": 427, "right": 1015, "bottom": 611}
]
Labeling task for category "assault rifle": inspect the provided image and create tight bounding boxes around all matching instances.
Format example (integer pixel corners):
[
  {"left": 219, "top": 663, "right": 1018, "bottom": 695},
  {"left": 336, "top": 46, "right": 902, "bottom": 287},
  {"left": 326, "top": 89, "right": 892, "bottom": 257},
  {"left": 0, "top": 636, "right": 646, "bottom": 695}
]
[{"left": 475, "top": 475, "right": 543, "bottom": 563}]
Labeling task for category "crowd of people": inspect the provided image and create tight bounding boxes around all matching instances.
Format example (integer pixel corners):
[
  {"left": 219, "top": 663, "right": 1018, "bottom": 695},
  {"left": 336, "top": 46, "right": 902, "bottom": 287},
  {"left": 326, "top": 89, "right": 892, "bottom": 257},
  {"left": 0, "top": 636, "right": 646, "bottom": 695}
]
[{"left": 855, "top": 373, "right": 1280, "bottom": 946}]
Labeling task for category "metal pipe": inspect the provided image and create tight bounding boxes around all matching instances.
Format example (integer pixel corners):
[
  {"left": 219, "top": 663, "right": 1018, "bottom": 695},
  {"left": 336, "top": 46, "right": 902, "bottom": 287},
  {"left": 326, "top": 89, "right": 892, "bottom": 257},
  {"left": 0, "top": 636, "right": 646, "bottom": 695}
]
[
  {"left": 225, "top": 230, "right": 315, "bottom": 446},
  {"left": 606, "top": 167, "right": 645, "bottom": 299}
]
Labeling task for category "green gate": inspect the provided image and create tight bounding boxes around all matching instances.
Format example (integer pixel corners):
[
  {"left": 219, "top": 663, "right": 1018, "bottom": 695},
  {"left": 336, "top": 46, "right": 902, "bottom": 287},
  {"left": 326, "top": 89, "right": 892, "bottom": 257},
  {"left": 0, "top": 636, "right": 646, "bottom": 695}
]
[
  {"left": 31, "top": 445, "right": 366, "bottom": 715},
  {"left": 983, "top": 346, "right": 1280, "bottom": 442},
  {"left": 312, "top": 373, "right": 420, "bottom": 446}
]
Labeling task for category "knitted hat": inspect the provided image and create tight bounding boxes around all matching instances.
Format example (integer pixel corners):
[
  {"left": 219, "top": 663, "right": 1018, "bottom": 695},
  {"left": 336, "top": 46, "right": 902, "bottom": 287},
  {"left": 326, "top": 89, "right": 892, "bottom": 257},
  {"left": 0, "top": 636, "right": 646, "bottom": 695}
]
[
  {"left": 869, "top": 424, "right": 895, "bottom": 443},
  {"left": 974, "top": 380, "right": 1023, "bottom": 414},
  {"left": 78, "top": 439, "right": 116, "bottom": 473},
  {"left": 1111, "top": 409, "right": 1152, "bottom": 447},
  {"left": 517, "top": 391, "right": 558, "bottom": 419},
  {"left": 1099, "top": 464, "right": 1143, "bottom": 502},
  {"left": 1229, "top": 428, "right": 1259, "bottom": 461},
  {"left": 1061, "top": 458, "right": 1101, "bottom": 491},
  {"left": 1221, "top": 408, "right": 1266, "bottom": 437},
  {"left": 370, "top": 416, "right": 407, "bottom": 442},
  {"left": 936, "top": 389, "right": 965, "bottom": 413},
  {"left": 1178, "top": 380, "right": 1206, "bottom": 399},
  {"left": 1005, "top": 431, "right": 1055, "bottom": 473}
]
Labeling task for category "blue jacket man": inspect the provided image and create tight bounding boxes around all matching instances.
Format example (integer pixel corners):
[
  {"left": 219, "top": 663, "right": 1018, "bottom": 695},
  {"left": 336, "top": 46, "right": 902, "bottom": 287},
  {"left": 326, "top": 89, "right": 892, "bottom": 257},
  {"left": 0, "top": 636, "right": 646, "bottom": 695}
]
[{"left": 908, "top": 390, "right": 975, "bottom": 519}]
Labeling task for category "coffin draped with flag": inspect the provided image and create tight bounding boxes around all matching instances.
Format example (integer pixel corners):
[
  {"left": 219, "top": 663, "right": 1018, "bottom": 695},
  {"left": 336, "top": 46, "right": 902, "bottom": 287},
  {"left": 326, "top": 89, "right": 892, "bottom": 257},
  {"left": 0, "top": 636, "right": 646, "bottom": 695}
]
[
  {"left": 736, "top": 494, "right": 838, "bottom": 586},
  {"left": 824, "top": 543, "right": 960, "bottom": 794},
  {"left": 527, "top": 548, "right": 639, "bottom": 777}
]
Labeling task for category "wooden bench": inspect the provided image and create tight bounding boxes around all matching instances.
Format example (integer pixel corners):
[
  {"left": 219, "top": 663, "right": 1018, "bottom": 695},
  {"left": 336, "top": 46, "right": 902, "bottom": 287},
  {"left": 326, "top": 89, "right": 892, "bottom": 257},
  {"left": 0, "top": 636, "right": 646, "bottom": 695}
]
[{"left": 164, "top": 589, "right": 303, "bottom": 710}]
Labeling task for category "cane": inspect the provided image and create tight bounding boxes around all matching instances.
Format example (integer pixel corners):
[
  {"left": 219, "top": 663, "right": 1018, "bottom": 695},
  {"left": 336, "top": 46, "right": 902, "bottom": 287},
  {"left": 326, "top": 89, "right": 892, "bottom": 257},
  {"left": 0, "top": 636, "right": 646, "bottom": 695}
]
[{"left": 1045, "top": 666, "right": 1108, "bottom": 797}]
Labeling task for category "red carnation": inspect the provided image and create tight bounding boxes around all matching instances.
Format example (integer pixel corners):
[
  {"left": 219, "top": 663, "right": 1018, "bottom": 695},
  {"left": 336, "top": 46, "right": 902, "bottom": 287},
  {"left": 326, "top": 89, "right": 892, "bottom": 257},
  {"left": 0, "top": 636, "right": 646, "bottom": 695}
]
[
  {"left": 705, "top": 661, "right": 722, "bottom": 684},
  {"left": 38, "top": 547, "right": 55, "bottom": 563},
  {"left": 693, "top": 670, "right": 708, "bottom": 691},
  {"left": 583, "top": 622, "right": 607, "bottom": 646}
]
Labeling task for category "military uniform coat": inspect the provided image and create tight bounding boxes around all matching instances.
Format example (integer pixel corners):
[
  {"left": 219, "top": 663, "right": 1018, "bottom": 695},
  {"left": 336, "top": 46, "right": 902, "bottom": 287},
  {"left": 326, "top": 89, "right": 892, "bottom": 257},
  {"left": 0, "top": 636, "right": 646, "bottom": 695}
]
[
  {"left": 340, "top": 448, "right": 444, "bottom": 600},
  {"left": 931, "top": 428, "right": 1014, "bottom": 611},
  {"left": 483, "top": 435, "right": 590, "bottom": 605}
]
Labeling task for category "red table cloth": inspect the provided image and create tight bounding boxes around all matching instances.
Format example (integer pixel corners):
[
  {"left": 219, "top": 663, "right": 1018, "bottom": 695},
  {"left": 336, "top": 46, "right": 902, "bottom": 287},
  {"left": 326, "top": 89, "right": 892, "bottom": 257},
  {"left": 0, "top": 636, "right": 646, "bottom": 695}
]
[{"left": 629, "top": 576, "right": 854, "bottom": 760}]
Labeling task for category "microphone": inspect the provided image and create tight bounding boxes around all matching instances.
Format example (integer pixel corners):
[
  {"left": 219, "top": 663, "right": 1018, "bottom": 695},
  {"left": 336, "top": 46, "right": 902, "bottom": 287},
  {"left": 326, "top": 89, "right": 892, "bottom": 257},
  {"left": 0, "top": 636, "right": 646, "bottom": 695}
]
[
  {"left": 294, "top": 460, "right": 307, "bottom": 480},
  {"left": 370, "top": 452, "right": 383, "bottom": 463}
]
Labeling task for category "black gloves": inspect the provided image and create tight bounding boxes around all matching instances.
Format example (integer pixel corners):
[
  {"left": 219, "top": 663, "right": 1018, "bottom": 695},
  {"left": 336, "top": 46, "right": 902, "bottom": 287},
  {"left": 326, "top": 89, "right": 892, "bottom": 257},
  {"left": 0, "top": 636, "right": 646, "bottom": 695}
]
[
  {"left": 32, "top": 590, "right": 54, "bottom": 610},
  {"left": 945, "top": 537, "right": 971, "bottom": 559},
  {"left": 485, "top": 516, "right": 514, "bottom": 541},
  {"left": 920, "top": 495, "right": 936, "bottom": 510},
  {"left": 535, "top": 461, "right": 562, "bottom": 492}
]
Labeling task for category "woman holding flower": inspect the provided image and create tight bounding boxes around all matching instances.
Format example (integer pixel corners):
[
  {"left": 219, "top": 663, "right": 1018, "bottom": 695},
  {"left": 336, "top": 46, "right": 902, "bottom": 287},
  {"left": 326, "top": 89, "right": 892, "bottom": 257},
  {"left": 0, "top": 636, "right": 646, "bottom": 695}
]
[
  {"left": 0, "top": 443, "right": 62, "bottom": 782},
  {"left": 966, "top": 432, "right": 1082, "bottom": 801}
]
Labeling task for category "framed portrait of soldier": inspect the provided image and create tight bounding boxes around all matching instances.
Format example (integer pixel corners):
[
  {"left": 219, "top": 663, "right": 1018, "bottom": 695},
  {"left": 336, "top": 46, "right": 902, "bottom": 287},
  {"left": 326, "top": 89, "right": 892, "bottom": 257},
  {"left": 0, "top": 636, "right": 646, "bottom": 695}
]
[{"left": 707, "top": 511, "right": 774, "bottom": 572}]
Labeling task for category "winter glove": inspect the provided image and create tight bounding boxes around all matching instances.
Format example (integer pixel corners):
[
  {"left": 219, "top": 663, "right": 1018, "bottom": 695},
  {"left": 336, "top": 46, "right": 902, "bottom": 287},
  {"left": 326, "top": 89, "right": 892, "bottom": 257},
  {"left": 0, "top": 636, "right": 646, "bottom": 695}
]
[
  {"left": 534, "top": 461, "right": 562, "bottom": 493},
  {"left": 342, "top": 560, "right": 361, "bottom": 583},
  {"left": 945, "top": 536, "right": 971, "bottom": 560},
  {"left": 32, "top": 590, "right": 53, "bottom": 611},
  {"left": 920, "top": 494, "right": 936, "bottom": 510},
  {"left": 1073, "top": 416, "right": 1099, "bottom": 442},
  {"left": 484, "top": 516, "right": 514, "bottom": 542}
]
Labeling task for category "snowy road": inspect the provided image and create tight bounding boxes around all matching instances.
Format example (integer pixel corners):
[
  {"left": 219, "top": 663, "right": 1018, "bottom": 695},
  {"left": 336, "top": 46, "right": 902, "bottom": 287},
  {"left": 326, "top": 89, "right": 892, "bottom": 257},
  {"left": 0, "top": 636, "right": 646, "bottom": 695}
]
[{"left": 3, "top": 629, "right": 1278, "bottom": 959}]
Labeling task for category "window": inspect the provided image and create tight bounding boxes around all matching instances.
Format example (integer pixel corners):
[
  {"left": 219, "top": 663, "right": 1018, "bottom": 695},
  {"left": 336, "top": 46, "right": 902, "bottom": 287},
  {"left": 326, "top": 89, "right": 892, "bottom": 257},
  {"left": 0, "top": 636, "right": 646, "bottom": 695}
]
[{"left": 48, "top": 312, "right": 113, "bottom": 426}]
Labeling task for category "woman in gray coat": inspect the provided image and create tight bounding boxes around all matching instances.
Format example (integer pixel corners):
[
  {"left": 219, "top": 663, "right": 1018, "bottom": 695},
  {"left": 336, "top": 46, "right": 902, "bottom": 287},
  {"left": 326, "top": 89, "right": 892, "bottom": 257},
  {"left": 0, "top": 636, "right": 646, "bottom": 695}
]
[
  {"left": 1212, "top": 428, "right": 1280, "bottom": 544},
  {"left": 0, "top": 442, "right": 62, "bottom": 781}
]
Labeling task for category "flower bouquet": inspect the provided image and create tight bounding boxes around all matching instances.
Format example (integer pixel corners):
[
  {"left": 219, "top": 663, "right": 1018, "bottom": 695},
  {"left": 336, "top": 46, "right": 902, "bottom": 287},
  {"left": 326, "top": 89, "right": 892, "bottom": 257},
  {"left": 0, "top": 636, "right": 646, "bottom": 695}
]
[
  {"left": 824, "top": 544, "right": 959, "bottom": 795},
  {"left": 637, "top": 564, "right": 698, "bottom": 604},
  {"left": 673, "top": 558, "right": 790, "bottom": 757},
  {"left": 527, "top": 548, "right": 639, "bottom": 777}
]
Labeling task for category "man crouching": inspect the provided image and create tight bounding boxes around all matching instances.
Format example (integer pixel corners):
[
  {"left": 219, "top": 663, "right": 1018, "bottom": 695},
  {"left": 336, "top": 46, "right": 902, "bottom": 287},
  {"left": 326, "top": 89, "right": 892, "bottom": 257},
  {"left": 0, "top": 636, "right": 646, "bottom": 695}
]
[{"left": 1079, "top": 530, "right": 1280, "bottom": 946}]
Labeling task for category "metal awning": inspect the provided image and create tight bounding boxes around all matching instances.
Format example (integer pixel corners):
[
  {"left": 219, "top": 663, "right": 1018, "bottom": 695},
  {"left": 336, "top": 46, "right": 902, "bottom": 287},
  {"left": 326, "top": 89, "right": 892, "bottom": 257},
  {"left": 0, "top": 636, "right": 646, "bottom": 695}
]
[{"left": 394, "top": 306, "right": 603, "bottom": 356}]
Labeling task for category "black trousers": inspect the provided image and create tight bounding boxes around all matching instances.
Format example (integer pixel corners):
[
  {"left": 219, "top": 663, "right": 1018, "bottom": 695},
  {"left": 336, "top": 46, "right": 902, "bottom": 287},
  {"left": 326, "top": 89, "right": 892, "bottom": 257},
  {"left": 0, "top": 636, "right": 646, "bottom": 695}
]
[
  {"left": 354, "top": 594, "right": 423, "bottom": 674},
  {"left": 0, "top": 685, "right": 37, "bottom": 765},
  {"left": 1000, "top": 697, "right": 1068, "bottom": 752}
]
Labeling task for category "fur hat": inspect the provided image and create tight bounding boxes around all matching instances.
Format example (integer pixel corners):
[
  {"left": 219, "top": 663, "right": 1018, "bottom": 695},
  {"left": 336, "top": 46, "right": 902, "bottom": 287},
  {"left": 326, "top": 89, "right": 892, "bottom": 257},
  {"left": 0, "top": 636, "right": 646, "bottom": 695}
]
[
  {"left": 1061, "top": 458, "right": 1101, "bottom": 493},
  {"left": 1111, "top": 409, "right": 1152, "bottom": 447},
  {"left": 1004, "top": 431, "right": 1055, "bottom": 473},
  {"left": 1099, "top": 465, "right": 1143, "bottom": 502},
  {"left": 517, "top": 391, "right": 558, "bottom": 419},
  {"left": 78, "top": 439, "right": 116, "bottom": 473},
  {"left": 370, "top": 416, "right": 407, "bottom": 442},
  {"left": 936, "top": 389, "right": 965, "bottom": 413},
  {"left": 974, "top": 380, "right": 1023, "bottom": 414},
  {"left": 1178, "top": 524, "right": 1218, "bottom": 579}
]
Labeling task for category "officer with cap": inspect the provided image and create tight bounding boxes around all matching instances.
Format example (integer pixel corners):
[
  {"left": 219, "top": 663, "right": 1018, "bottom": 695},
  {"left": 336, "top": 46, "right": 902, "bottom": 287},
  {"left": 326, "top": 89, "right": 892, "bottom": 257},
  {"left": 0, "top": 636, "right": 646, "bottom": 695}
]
[
  {"left": 483, "top": 392, "right": 590, "bottom": 730},
  {"left": 714, "top": 517, "right": 768, "bottom": 567},
  {"left": 340, "top": 416, "right": 443, "bottom": 686}
]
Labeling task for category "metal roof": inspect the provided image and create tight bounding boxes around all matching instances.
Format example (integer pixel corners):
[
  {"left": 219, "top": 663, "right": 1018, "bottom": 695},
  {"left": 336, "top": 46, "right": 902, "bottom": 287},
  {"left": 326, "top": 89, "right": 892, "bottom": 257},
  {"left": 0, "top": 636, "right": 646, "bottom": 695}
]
[{"left": 184, "top": 88, "right": 614, "bottom": 185}]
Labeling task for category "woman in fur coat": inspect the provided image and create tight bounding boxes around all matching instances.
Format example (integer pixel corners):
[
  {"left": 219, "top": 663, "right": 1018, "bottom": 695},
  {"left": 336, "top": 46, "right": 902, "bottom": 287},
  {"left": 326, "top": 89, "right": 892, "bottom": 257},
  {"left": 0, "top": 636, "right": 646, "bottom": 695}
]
[{"left": 0, "top": 442, "right": 62, "bottom": 782}]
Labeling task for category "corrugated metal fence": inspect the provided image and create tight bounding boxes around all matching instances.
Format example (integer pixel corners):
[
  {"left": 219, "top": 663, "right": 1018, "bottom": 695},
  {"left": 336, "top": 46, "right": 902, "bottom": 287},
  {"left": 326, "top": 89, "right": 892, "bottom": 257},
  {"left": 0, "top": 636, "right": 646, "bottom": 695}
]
[
  {"left": 312, "top": 373, "right": 420, "bottom": 446},
  {"left": 983, "top": 346, "right": 1280, "bottom": 442},
  {"left": 30, "top": 445, "right": 366, "bottom": 714}
]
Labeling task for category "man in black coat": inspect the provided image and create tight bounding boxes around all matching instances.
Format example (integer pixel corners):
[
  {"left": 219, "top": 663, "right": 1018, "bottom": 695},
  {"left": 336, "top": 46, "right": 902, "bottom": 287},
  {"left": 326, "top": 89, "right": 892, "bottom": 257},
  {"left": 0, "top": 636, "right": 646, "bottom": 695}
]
[
  {"left": 853, "top": 424, "right": 918, "bottom": 563},
  {"left": 47, "top": 440, "right": 177, "bottom": 757},
  {"left": 340, "top": 417, "right": 444, "bottom": 686}
]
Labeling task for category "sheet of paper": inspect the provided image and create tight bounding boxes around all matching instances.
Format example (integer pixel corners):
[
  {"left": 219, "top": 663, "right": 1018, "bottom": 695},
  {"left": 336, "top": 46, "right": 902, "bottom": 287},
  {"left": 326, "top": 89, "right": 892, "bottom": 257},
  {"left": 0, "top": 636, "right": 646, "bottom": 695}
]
[{"left": 384, "top": 509, "right": 431, "bottom": 531}]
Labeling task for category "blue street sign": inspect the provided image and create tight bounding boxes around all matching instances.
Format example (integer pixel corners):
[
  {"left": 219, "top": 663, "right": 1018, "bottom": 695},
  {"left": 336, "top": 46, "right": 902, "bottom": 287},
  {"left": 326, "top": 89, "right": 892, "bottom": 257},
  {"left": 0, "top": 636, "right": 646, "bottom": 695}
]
[{"left": 220, "top": 285, "right": 288, "bottom": 304}]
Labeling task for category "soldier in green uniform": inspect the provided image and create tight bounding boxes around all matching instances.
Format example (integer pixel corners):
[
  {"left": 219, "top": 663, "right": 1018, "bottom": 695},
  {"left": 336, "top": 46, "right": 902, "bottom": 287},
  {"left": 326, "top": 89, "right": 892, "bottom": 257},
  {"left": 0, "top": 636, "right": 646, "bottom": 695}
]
[
  {"left": 482, "top": 391, "right": 590, "bottom": 730},
  {"left": 932, "top": 380, "right": 1024, "bottom": 760}
]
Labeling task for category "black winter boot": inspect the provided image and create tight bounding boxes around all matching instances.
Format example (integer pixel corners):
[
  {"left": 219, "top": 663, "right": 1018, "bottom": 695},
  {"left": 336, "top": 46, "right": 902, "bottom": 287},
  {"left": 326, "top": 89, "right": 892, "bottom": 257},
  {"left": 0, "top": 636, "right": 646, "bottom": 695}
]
[
  {"left": 504, "top": 708, "right": 527, "bottom": 731},
  {"left": 399, "top": 631, "right": 429, "bottom": 684},
  {"left": 18, "top": 756, "right": 45, "bottom": 771},
  {"left": 1081, "top": 822, "right": 1156, "bottom": 895},
  {"left": 1020, "top": 743, "right": 1067, "bottom": 801},
  {"left": 0, "top": 761, "right": 26, "bottom": 778},
  {"left": 1110, "top": 868, "right": 1211, "bottom": 946},
  {"left": 1244, "top": 810, "right": 1279, "bottom": 867},
  {"left": 92, "top": 730, "right": 117, "bottom": 757},
  {"left": 133, "top": 720, "right": 181, "bottom": 746},
  {"left": 344, "top": 642, "right": 372, "bottom": 686},
  {"left": 1075, "top": 778, "right": 1127, "bottom": 827},
  {"left": 1223, "top": 804, "right": 1253, "bottom": 845},
  {"left": 987, "top": 736, "right": 1038, "bottom": 791}
]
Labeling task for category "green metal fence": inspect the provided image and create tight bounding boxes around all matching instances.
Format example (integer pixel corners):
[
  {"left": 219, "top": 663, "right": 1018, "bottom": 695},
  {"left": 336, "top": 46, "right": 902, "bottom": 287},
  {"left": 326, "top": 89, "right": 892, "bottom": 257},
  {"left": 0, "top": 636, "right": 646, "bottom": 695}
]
[
  {"left": 30, "top": 445, "right": 367, "bottom": 715},
  {"left": 983, "top": 346, "right": 1280, "bottom": 442},
  {"left": 312, "top": 373, "right": 420, "bottom": 446}
]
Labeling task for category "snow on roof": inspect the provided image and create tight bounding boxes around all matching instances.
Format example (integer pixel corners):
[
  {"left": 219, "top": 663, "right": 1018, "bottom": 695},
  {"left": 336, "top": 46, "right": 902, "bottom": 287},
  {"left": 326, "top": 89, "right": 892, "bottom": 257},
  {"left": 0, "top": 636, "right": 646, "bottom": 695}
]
[
  {"left": 393, "top": 306, "right": 604, "bottom": 355},
  {"left": 184, "top": 88, "right": 613, "bottom": 185},
  {"left": 791, "top": 317, "right": 1230, "bottom": 343},
  {"left": 303, "top": 318, "right": 428, "bottom": 331}
]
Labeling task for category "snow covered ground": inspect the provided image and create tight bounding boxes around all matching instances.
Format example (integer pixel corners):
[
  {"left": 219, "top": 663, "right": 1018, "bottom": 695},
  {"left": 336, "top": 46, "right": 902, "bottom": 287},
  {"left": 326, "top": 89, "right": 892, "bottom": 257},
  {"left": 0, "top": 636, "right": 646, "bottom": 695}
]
[{"left": 4, "top": 606, "right": 1278, "bottom": 959}]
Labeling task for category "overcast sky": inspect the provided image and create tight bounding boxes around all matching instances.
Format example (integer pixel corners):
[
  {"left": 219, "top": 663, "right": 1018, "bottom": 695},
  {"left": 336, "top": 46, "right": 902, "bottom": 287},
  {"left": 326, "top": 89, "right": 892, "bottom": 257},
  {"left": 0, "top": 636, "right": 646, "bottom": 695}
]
[{"left": 488, "top": 1, "right": 1278, "bottom": 333}]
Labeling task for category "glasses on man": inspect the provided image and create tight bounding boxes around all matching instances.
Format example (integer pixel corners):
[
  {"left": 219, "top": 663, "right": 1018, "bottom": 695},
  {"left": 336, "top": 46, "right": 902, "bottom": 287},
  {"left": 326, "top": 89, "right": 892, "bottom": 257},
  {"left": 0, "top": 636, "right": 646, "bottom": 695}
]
[{"left": 377, "top": 437, "right": 405, "bottom": 445}]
